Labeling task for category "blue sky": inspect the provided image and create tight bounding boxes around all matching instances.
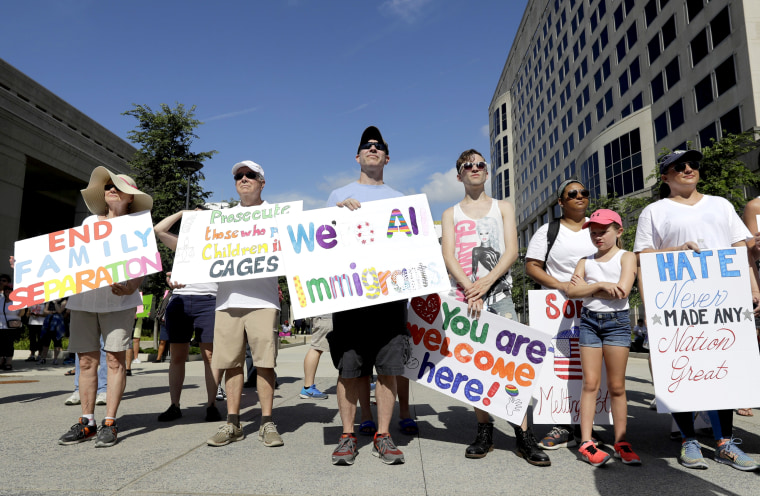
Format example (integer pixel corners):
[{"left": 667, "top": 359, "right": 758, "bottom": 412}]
[{"left": 2, "top": 0, "right": 527, "bottom": 219}]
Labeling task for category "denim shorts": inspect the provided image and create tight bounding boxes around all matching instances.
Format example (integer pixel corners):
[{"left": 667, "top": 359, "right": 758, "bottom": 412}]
[{"left": 579, "top": 308, "right": 631, "bottom": 348}]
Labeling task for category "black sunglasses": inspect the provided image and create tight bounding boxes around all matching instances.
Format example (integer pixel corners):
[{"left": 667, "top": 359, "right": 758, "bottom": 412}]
[
  {"left": 671, "top": 161, "right": 700, "bottom": 173},
  {"left": 104, "top": 184, "right": 122, "bottom": 192},
  {"left": 359, "top": 142, "right": 387, "bottom": 152},
  {"left": 460, "top": 161, "right": 488, "bottom": 172},
  {"left": 565, "top": 189, "right": 590, "bottom": 199},
  {"left": 234, "top": 171, "right": 260, "bottom": 181}
]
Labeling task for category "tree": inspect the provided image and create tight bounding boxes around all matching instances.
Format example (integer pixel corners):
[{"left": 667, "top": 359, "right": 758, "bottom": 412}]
[{"left": 123, "top": 103, "right": 217, "bottom": 297}]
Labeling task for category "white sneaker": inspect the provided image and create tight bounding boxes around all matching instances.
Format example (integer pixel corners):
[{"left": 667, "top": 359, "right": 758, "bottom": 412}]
[
  {"left": 95, "top": 392, "right": 107, "bottom": 405},
  {"left": 132, "top": 358, "right": 141, "bottom": 364},
  {"left": 65, "top": 391, "right": 80, "bottom": 405}
]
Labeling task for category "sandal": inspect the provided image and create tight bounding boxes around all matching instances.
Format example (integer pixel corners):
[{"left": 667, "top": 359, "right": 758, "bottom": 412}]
[
  {"left": 64, "top": 369, "right": 76, "bottom": 376},
  {"left": 358, "top": 420, "right": 377, "bottom": 436},
  {"left": 737, "top": 408, "right": 754, "bottom": 417},
  {"left": 399, "top": 417, "right": 419, "bottom": 435}
]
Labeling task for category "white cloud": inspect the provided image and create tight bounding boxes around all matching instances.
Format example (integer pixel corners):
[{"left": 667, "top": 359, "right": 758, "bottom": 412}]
[
  {"left": 344, "top": 103, "right": 369, "bottom": 114},
  {"left": 204, "top": 106, "right": 259, "bottom": 122},
  {"left": 420, "top": 168, "right": 492, "bottom": 204},
  {"left": 480, "top": 124, "right": 490, "bottom": 138},
  {"left": 380, "top": 0, "right": 432, "bottom": 23}
]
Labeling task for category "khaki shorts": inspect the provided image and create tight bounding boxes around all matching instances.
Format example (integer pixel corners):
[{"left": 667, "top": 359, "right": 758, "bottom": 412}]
[
  {"left": 212, "top": 307, "right": 278, "bottom": 369},
  {"left": 310, "top": 314, "right": 332, "bottom": 352},
  {"left": 69, "top": 308, "right": 134, "bottom": 353}
]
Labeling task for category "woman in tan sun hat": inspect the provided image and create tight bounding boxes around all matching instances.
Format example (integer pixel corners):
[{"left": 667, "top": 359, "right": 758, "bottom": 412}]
[{"left": 57, "top": 166, "right": 153, "bottom": 448}]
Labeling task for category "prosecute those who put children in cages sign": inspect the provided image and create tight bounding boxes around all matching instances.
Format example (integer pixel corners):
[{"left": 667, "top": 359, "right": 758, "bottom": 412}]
[
  {"left": 529, "top": 290, "right": 613, "bottom": 425},
  {"left": 403, "top": 293, "right": 552, "bottom": 424},
  {"left": 168, "top": 201, "right": 302, "bottom": 284},
  {"left": 640, "top": 247, "right": 760, "bottom": 413},
  {"left": 9, "top": 211, "right": 161, "bottom": 310},
  {"left": 277, "top": 194, "right": 450, "bottom": 319}
]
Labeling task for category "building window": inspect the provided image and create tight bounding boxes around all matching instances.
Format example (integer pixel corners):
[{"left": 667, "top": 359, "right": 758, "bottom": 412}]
[
  {"left": 618, "top": 57, "right": 640, "bottom": 97},
  {"left": 711, "top": 7, "right": 731, "bottom": 47},
  {"left": 592, "top": 26, "right": 609, "bottom": 61},
  {"left": 645, "top": 0, "right": 658, "bottom": 27},
  {"left": 580, "top": 151, "right": 601, "bottom": 199},
  {"left": 665, "top": 56, "right": 680, "bottom": 89},
  {"left": 662, "top": 15, "right": 676, "bottom": 49},
  {"left": 669, "top": 100, "right": 685, "bottom": 130},
  {"left": 574, "top": 57, "right": 588, "bottom": 87},
  {"left": 503, "top": 169, "right": 510, "bottom": 198},
  {"left": 590, "top": 0, "right": 607, "bottom": 33},
  {"left": 648, "top": 34, "right": 661, "bottom": 64},
  {"left": 501, "top": 103, "right": 507, "bottom": 131},
  {"left": 694, "top": 74, "right": 714, "bottom": 111},
  {"left": 700, "top": 122, "right": 718, "bottom": 147},
  {"left": 654, "top": 112, "right": 668, "bottom": 142},
  {"left": 720, "top": 106, "right": 742, "bottom": 136},
  {"left": 621, "top": 92, "right": 644, "bottom": 117},
  {"left": 691, "top": 29, "right": 709, "bottom": 66},
  {"left": 686, "top": 0, "right": 704, "bottom": 22},
  {"left": 654, "top": 99, "right": 685, "bottom": 141},
  {"left": 596, "top": 88, "right": 614, "bottom": 121},
  {"left": 502, "top": 136, "right": 509, "bottom": 164},
  {"left": 605, "top": 128, "right": 643, "bottom": 197},
  {"left": 715, "top": 55, "right": 737, "bottom": 95}
]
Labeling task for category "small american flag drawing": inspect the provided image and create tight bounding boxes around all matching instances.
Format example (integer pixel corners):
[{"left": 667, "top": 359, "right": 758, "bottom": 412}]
[{"left": 554, "top": 326, "right": 582, "bottom": 380}]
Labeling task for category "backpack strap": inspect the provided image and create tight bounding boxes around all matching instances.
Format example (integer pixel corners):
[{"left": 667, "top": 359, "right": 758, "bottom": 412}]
[{"left": 543, "top": 218, "right": 562, "bottom": 268}]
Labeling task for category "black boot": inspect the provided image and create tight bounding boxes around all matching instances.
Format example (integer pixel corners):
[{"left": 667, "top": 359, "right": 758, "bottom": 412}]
[
  {"left": 514, "top": 426, "right": 551, "bottom": 466},
  {"left": 465, "top": 422, "right": 494, "bottom": 458}
]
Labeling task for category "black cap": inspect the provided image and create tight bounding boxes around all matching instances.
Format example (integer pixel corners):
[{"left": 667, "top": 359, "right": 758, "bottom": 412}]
[
  {"left": 357, "top": 126, "right": 389, "bottom": 154},
  {"left": 659, "top": 150, "right": 703, "bottom": 174}
]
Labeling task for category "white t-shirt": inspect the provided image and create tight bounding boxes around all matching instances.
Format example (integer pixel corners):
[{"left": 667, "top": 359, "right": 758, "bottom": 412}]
[
  {"left": 634, "top": 195, "right": 750, "bottom": 252},
  {"left": 66, "top": 214, "right": 143, "bottom": 313},
  {"left": 525, "top": 219, "right": 597, "bottom": 285}
]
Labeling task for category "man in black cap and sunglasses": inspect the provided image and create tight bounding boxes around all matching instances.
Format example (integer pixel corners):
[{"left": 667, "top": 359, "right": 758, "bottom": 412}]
[
  {"left": 326, "top": 126, "right": 409, "bottom": 466},
  {"left": 440, "top": 149, "right": 550, "bottom": 467}
]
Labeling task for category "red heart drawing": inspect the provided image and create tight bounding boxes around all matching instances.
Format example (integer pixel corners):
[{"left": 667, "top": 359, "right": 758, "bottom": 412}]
[{"left": 411, "top": 294, "right": 440, "bottom": 324}]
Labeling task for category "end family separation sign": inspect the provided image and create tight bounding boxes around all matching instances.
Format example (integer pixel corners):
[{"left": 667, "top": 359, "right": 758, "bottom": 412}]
[
  {"left": 640, "top": 247, "right": 760, "bottom": 413},
  {"left": 277, "top": 194, "right": 450, "bottom": 319},
  {"left": 403, "top": 293, "right": 552, "bottom": 424},
  {"left": 9, "top": 211, "right": 161, "bottom": 310},
  {"left": 169, "top": 201, "right": 302, "bottom": 284}
]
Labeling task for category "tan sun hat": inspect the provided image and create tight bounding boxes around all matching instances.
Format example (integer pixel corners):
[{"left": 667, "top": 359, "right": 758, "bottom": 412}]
[{"left": 80, "top": 166, "right": 153, "bottom": 216}]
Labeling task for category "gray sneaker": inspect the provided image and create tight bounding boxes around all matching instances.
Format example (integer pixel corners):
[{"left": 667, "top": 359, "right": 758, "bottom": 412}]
[
  {"left": 207, "top": 423, "right": 244, "bottom": 447},
  {"left": 94, "top": 420, "right": 118, "bottom": 448},
  {"left": 258, "top": 421, "right": 284, "bottom": 447},
  {"left": 371, "top": 433, "right": 405, "bottom": 465},
  {"left": 64, "top": 391, "right": 80, "bottom": 405}
]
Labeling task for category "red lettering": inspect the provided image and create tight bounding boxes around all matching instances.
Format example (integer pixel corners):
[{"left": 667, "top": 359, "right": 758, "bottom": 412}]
[
  {"left": 423, "top": 328, "right": 442, "bottom": 352},
  {"left": 94, "top": 221, "right": 112, "bottom": 240},
  {"left": 48, "top": 231, "right": 66, "bottom": 252},
  {"left": 546, "top": 293, "right": 560, "bottom": 319},
  {"left": 8, "top": 283, "right": 45, "bottom": 310},
  {"left": 440, "top": 337, "right": 453, "bottom": 357}
]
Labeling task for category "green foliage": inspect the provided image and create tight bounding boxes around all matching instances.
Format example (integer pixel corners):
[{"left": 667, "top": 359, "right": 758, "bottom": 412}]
[
  {"left": 123, "top": 103, "right": 218, "bottom": 298},
  {"left": 278, "top": 276, "right": 290, "bottom": 306},
  {"left": 511, "top": 248, "right": 531, "bottom": 323}
]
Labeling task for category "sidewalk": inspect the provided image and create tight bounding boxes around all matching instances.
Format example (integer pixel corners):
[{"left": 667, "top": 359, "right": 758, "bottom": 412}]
[{"left": 1, "top": 347, "right": 759, "bottom": 495}]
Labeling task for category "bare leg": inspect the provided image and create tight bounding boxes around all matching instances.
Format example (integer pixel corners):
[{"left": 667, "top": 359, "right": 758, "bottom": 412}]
[
  {"left": 200, "top": 343, "right": 217, "bottom": 406},
  {"left": 105, "top": 350, "right": 126, "bottom": 418},
  {"left": 224, "top": 367, "right": 244, "bottom": 415},
  {"left": 303, "top": 348, "right": 322, "bottom": 388},
  {"left": 602, "top": 345, "right": 630, "bottom": 443},
  {"left": 168, "top": 343, "right": 189, "bottom": 406},
  {"left": 375, "top": 374, "right": 397, "bottom": 434},
  {"left": 579, "top": 346, "right": 603, "bottom": 442},
  {"left": 78, "top": 351, "right": 100, "bottom": 415},
  {"left": 257, "top": 367, "right": 275, "bottom": 416},
  {"left": 337, "top": 376, "right": 360, "bottom": 433}
]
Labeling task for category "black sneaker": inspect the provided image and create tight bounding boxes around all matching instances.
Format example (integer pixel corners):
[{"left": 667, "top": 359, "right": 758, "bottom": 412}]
[
  {"left": 205, "top": 404, "right": 222, "bottom": 422},
  {"left": 465, "top": 422, "right": 494, "bottom": 459},
  {"left": 94, "top": 420, "right": 118, "bottom": 448},
  {"left": 58, "top": 417, "right": 97, "bottom": 445},
  {"left": 158, "top": 404, "right": 182, "bottom": 422}
]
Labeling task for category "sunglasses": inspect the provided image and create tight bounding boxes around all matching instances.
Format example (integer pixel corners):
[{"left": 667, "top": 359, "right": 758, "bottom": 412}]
[
  {"left": 460, "top": 161, "right": 488, "bottom": 172},
  {"left": 564, "top": 189, "right": 590, "bottom": 199},
  {"left": 234, "top": 171, "right": 261, "bottom": 181},
  {"left": 670, "top": 161, "right": 700, "bottom": 173},
  {"left": 104, "top": 184, "right": 122, "bottom": 192},
  {"left": 359, "top": 142, "right": 387, "bottom": 152}
]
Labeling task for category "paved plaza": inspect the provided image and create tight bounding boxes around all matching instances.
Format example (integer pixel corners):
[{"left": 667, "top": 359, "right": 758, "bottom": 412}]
[{"left": 1, "top": 343, "right": 758, "bottom": 496}]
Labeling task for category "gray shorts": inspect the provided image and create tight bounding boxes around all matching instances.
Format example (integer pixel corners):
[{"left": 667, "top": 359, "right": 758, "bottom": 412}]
[
  {"left": 310, "top": 314, "right": 332, "bottom": 352},
  {"left": 68, "top": 308, "right": 134, "bottom": 353}
]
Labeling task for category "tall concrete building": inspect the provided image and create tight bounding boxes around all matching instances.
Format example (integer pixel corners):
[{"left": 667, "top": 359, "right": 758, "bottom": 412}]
[
  {"left": 0, "top": 58, "right": 136, "bottom": 265},
  {"left": 489, "top": 0, "right": 760, "bottom": 246}
]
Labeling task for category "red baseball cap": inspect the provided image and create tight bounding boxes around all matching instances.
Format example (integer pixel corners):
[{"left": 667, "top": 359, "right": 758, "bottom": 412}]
[{"left": 582, "top": 209, "right": 622, "bottom": 229}]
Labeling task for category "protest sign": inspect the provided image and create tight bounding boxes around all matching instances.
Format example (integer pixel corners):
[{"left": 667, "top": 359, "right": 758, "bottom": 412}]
[
  {"left": 529, "top": 290, "right": 613, "bottom": 425},
  {"left": 277, "top": 194, "right": 449, "bottom": 319},
  {"left": 136, "top": 292, "right": 154, "bottom": 318},
  {"left": 640, "top": 247, "right": 760, "bottom": 412},
  {"left": 169, "top": 201, "right": 302, "bottom": 284},
  {"left": 403, "top": 293, "right": 552, "bottom": 424},
  {"left": 10, "top": 211, "right": 160, "bottom": 310}
]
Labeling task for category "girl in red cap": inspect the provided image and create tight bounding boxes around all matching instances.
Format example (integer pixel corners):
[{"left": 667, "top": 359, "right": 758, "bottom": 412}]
[{"left": 566, "top": 209, "right": 639, "bottom": 467}]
